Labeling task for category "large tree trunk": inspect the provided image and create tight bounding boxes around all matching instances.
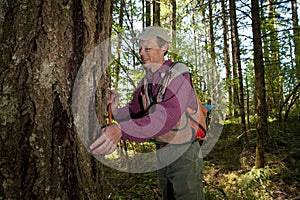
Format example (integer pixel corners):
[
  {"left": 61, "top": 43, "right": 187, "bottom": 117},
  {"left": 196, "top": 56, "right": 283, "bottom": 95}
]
[
  {"left": 251, "top": 0, "right": 268, "bottom": 168},
  {"left": 0, "top": 0, "right": 113, "bottom": 199}
]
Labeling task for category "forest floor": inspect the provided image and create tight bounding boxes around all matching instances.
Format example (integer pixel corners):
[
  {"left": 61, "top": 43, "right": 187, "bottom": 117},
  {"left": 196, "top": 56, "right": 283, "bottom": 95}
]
[{"left": 102, "top": 115, "right": 300, "bottom": 200}]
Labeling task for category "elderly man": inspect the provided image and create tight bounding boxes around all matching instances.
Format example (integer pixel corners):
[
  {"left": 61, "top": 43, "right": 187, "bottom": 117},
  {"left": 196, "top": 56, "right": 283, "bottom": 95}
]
[{"left": 90, "top": 26, "right": 205, "bottom": 200}]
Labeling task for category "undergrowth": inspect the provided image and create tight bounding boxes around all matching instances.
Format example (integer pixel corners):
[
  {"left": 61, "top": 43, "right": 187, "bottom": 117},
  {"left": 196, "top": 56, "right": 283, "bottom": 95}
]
[{"left": 102, "top": 115, "right": 300, "bottom": 199}]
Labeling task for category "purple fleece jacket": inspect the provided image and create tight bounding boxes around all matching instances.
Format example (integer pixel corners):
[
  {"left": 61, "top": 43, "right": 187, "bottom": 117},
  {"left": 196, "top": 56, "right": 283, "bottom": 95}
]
[{"left": 114, "top": 59, "right": 197, "bottom": 142}]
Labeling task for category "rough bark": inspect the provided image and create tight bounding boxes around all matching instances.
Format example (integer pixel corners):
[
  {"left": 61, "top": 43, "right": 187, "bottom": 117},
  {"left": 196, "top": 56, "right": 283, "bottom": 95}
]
[{"left": 0, "top": 0, "right": 113, "bottom": 199}]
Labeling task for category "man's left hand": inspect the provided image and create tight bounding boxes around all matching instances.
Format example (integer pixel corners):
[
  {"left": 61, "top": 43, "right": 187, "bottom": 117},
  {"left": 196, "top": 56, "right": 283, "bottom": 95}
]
[{"left": 89, "top": 124, "right": 122, "bottom": 155}]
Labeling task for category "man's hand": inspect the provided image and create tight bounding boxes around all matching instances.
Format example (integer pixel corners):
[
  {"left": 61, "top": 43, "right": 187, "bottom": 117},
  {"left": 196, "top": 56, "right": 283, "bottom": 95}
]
[{"left": 89, "top": 124, "right": 122, "bottom": 155}]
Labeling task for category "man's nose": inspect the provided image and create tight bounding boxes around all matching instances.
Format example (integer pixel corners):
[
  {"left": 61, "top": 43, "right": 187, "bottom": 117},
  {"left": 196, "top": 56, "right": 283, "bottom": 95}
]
[{"left": 139, "top": 49, "right": 145, "bottom": 56}]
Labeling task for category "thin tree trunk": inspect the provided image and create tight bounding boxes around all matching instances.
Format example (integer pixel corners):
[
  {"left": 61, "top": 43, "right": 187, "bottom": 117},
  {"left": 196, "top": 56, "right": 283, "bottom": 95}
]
[
  {"left": 263, "top": 0, "right": 282, "bottom": 115},
  {"left": 0, "top": 0, "right": 113, "bottom": 198},
  {"left": 142, "top": 0, "right": 145, "bottom": 28},
  {"left": 229, "top": 0, "right": 247, "bottom": 141},
  {"left": 292, "top": 0, "right": 300, "bottom": 81},
  {"left": 251, "top": 0, "right": 268, "bottom": 169},
  {"left": 229, "top": 0, "right": 240, "bottom": 117},
  {"left": 201, "top": 1, "right": 210, "bottom": 104},
  {"left": 246, "top": 75, "right": 251, "bottom": 126},
  {"left": 146, "top": 0, "right": 151, "bottom": 26},
  {"left": 113, "top": 0, "right": 125, "bottom": 90},
  {"left": 153, "top": 0, "right": 160, "bottom": 26},
  {"left": 208, "top": 0, "right": 219, "bottom": 106},
  {"left": 221, "top": 0, "right": 232, "bottom": 118},
  {"left": 170, "top": 0, "right": 176, "bottom": 49}
]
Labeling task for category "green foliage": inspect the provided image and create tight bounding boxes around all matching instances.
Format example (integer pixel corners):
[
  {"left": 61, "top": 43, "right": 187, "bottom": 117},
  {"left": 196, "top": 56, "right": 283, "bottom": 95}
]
[
  {"left": 204, "top": 114, "right": 300, "bottom": 199},
  {"left": 206, "top": 167, "right": 273, "bottom": 200}
]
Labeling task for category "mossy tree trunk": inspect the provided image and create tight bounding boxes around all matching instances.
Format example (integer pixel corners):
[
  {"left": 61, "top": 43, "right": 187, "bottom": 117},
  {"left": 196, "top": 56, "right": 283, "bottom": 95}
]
[{"left": 0, "top": 0, "right": 113, "bottom": 199}]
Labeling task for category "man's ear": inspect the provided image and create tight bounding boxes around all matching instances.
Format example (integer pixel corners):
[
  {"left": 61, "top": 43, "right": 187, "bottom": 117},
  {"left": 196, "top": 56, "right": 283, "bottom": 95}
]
[{"left": 162, "top": 43, "right": 169, "bottom": 52}]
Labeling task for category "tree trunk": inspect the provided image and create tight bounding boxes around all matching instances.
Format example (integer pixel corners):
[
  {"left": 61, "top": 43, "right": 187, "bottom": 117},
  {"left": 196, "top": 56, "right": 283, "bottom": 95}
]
[
  {"left": 201, "top": 1, "right": 210, "bottom": 104},
  {"left": 153, "top": 0, "right": 160, "bottom": 26},
  {"left": 292, "top": 0, "right": 300, "bottom": 81},
  {"left": 229, "top": 0, "right": 246, "bottom": 140},
  {"left": 221, "top": 0, "right": 232, "bottom": 118},
  {"left": 251, "top": 0, "right": 268, "bottom": 169},
  {"left": 170, "top": 0, "right": 176, "bottom": 49},
  {"left": 146, "top": 0, "right": 151, "bottom": 26},
  {"left": 0, "top": 0, "right": 113, "bottom": 199},
  {"left": 262, "top": 0, "right": 282, "bottom": 116},
  {"left": 113, "top": 0, "right": 125, "bottom": 90},
  {"left": 208, "top": 0, "right": 219, "bottom": 106},
  {"left": 229, "top": 0, "right": 240, "bottom": 117}
]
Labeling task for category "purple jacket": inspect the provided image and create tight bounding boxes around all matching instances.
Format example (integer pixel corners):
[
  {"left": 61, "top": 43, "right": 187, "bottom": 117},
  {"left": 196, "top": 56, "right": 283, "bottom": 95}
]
[{"left": 114, "top": 59, "right": 197, "bottom": 142}]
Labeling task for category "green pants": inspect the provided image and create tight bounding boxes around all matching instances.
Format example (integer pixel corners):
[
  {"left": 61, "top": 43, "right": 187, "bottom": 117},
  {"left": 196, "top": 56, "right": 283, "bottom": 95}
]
[{"left": 157, "top": 141, "right": 204, "bottom": 200}]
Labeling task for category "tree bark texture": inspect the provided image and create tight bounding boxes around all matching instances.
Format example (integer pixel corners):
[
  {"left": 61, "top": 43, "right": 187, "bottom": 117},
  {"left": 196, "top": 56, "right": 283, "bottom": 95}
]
[
  {"left": 251, "top": 0, "right": 268, "bottom": 168},
  {"left": 0, "top": 0, "right": 113, "bottom": 199}
]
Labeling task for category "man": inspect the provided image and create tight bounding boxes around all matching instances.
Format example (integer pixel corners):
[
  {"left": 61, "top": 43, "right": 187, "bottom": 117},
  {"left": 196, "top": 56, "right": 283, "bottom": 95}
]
[{"left": 90, "top": 26, "right": 205, "bottom": 199}]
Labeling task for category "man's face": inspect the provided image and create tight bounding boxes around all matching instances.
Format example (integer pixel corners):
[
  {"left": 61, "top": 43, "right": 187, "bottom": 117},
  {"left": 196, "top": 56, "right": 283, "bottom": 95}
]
[{"left": 139, "top": 39, "right": 166, "bottom": 71}]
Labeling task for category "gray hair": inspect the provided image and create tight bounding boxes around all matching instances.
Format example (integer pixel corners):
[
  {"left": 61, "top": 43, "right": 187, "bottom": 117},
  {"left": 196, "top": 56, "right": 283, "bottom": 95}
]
[{"left": 156, "top": 37, "right": 169, "bottom": 56}]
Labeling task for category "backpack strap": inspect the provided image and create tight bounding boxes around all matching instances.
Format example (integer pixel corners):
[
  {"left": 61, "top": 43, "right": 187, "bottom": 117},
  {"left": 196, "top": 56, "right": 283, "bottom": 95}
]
[
  {"left": 156, "top": 61, "right": 207, "bottom": 140},
  {"left": 155, "top": 61, "right": 190, "bottom": 101},
  {"left": 146, "top": 61, "right": 207, "bottom": 144}
]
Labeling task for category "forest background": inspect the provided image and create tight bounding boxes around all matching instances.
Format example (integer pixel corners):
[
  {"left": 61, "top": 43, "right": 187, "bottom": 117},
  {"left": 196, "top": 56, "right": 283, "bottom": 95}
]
[{"left": 0, "top": 0, "right": 299, "bottom": 199}]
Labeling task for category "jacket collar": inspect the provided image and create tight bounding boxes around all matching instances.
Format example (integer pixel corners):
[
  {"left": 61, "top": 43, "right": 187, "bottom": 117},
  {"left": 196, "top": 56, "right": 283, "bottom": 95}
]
[{"left": 145, "top": 59, "right": 173, "bottom": 79}]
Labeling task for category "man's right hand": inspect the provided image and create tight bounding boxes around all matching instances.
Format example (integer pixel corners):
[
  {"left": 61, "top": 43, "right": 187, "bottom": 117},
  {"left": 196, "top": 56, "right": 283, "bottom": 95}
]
[{"left": 89, "top": 124, "right": 122, "bottom": 155}]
